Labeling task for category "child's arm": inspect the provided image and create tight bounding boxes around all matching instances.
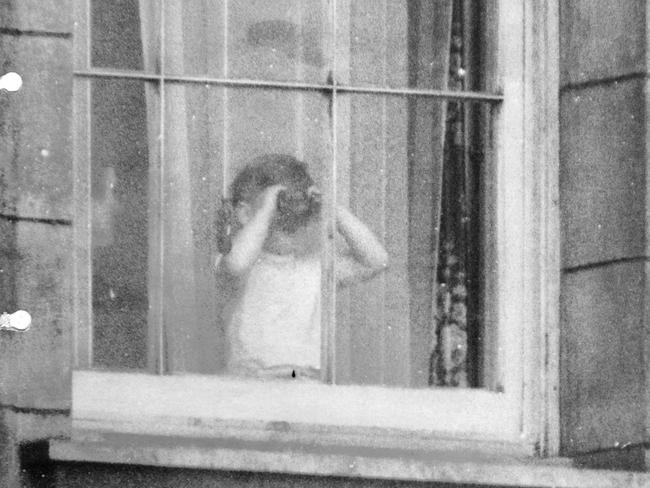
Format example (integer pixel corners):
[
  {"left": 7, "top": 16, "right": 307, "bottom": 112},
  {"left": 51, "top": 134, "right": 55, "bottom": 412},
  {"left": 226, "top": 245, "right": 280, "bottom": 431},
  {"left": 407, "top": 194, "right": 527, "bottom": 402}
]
[
  {"left": 217, "top": 185, "right": 285, "bottom": 277},
  {"left": 335, "top": 206, "right": 389, "bottom": 286}
]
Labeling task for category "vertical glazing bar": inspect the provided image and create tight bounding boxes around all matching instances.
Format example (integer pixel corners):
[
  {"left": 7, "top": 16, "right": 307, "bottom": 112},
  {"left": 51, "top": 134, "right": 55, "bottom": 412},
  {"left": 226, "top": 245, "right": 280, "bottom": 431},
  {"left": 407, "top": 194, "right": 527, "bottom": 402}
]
[
  {"left": 321, "top": 0, "right": 337, "bottom": 384},
  {"left": 379, "top": 0, "right": 389, "bottom": 385},
  {"left": 294, "top": 3, "right": 305, "bottom": 160},
  {"left": 157, "top": 0, "right": 167, "bottom": 374},
  {"left": 222, "top": 0, "right": 229, "bottom": 195},
  {"left": 72, "top": 0, "right": 93, "bottom": 369},
  {"left": 143, "top": 0, "right": 164, "bottom": 374},
  {"left": 145, "top": 0, "right": 167, "bottom": 374}
]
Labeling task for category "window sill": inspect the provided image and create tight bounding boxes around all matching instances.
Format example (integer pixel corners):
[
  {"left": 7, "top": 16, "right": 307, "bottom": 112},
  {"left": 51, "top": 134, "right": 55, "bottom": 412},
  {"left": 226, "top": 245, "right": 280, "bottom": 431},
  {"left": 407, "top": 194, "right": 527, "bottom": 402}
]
[
  {"left": 69, "top": 371, "right": 528, "bottom": 452},
  {"left": 49, "top": 434, "right": 650, "bottom": 488}
]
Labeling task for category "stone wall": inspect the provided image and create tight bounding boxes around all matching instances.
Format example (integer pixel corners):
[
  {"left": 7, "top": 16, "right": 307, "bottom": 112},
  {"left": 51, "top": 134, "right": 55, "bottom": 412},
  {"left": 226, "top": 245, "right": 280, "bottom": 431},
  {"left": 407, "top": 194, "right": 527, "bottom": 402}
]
[
  {"left": 0, "top": 1, "right": 74, "bottom": 486},
  {"left": 559, "top": 0, "right": 649, "bottom": 469}
]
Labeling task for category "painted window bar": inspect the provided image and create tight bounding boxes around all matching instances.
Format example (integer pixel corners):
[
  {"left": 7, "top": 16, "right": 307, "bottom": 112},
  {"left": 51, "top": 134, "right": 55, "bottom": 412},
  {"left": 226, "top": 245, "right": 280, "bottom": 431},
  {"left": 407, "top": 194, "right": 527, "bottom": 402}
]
[{"left": 72, "top": 69, "right": 504, "bottom": 104}]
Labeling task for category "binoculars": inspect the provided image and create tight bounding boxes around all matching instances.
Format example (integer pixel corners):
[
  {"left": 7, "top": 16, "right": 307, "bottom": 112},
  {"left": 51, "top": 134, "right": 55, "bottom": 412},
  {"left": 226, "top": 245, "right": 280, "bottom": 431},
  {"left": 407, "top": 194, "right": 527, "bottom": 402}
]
[
  {"left": 216, "top": 187, "right": 322, "bottom": 254},
  {"left": 275, "top": 188, "right": 321, "bottom": 233}
]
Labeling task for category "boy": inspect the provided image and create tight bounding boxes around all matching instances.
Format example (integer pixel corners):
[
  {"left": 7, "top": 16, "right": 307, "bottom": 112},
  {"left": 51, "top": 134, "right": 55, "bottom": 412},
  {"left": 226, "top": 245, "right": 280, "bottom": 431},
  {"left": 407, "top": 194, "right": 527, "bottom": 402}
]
[{"left": 215, "top": 154, "right": 388, "bottom": 381}]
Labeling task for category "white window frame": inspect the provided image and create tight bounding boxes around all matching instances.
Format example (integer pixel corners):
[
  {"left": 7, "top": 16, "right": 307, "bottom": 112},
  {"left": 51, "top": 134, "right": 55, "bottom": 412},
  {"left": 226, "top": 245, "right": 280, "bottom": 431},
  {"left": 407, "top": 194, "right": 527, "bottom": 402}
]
[{"left": 70, "top": 0, "right": 560, "bottom": 459}]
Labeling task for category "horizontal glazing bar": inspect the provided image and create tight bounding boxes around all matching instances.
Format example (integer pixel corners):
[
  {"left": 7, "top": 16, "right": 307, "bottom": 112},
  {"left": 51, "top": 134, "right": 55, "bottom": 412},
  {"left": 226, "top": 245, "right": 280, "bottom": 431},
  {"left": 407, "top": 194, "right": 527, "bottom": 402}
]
[
  {"left": 74, "top": 70, "right": 162, "bottom": 81},
  {"left": 73, "top": 70, "right": 504, "bottom": 103},
  {"left": 335, "top": 84, "right": 502, "bottom": 102}
]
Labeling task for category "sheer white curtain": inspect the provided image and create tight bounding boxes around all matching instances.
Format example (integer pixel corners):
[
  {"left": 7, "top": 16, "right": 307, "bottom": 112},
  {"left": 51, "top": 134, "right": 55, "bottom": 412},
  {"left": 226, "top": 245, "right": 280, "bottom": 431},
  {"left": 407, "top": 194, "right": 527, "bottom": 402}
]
[
  {"left": 140, "top": 0, "right": 222, "bottom": 374},
  {"left": 409, "top": 0, "right": 453, "bottom": 386},
  {"left": 136, "top": 0, "right": 455, "bottom": 383},
  {"left": 139, "top": 0, "right": 327, "bottom": 374},
  {"left": 334, "top": 0, "right": 453, "bottom": 387}
]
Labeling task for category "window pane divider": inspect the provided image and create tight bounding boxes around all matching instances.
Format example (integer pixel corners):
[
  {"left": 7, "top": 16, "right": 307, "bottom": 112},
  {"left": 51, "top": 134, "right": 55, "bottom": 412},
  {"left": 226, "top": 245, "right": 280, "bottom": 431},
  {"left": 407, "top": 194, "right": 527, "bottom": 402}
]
[
  {"left": 73, "top": 70, "right": 504, "bottom": 103},
  {"left": 322, "top": 0, "right": 338, "bottom": 385},
  {"left": 154, "top": 1, "right": 167, "bottom": 375}
]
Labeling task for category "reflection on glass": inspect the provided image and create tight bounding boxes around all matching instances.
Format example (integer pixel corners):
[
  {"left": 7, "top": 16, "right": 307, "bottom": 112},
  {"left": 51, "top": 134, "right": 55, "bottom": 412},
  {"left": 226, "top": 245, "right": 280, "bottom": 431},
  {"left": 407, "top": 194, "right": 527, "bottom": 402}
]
[
  {"left": 162, "top": 86, "right": 330, "bottom": 376},
  {"left": 334, "top": 94, "right": 491, "bottom": 388},
  {"left": 228, "top": 0, "right": 330, "bottom": 83},
  {"left": 336, "top": 0, "right": 492, "bottom": 90},
  {"left": 91, "top": 0, "right": 159, "bottom": 72},
  {"left": 91, "top": 79, "right": 150, "bottom": 369}
]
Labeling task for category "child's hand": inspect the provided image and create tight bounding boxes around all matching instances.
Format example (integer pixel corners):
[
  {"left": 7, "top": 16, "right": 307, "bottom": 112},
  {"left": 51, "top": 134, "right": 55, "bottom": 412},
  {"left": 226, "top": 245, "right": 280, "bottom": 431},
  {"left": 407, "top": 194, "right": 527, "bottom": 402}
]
[{"left": 260, "top": 184, "right": 287, "bottom": 213}]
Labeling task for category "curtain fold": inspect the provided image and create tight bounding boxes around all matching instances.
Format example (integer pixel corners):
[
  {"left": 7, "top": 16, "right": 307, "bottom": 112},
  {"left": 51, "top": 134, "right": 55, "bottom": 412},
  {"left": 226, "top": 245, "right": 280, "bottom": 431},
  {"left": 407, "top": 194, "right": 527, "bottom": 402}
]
[
  {"left": 430, "top": 0, "right": 472, "bottom": 387},
  {"left": 406, "top": 0, "right": 453, "bottom": 387},
  {"left": 140, "top": 0, "right": 221, "bottom": 374},
  {"left": 335, "top": 0, "right": 453, "bottom": 387},
  {"left": 136, "top": 0, "right": 465, "bottom": 383}
]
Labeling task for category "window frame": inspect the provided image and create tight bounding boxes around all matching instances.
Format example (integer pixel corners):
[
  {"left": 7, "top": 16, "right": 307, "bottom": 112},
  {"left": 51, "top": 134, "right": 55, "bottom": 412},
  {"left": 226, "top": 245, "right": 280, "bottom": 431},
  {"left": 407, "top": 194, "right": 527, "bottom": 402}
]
[{"left": 71, "top": 0, "right": 560, "bottom": 458}]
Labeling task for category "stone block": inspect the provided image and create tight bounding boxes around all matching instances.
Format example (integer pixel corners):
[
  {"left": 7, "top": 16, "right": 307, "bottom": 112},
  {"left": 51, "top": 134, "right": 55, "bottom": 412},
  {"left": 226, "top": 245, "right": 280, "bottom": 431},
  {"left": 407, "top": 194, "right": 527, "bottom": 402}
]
[
  {"left": 560, "top": 0, "right": 646, "bottom": 85},
  {"left": 560, "top": 78, "right": 646, "bottom": 269},
  {"left": 560, "top": 261, "right": 646, "bottom": 456},
  {"left": 0, "top": 0, "right": 72, "bottom": 34},
  {"left": 0, "top": 221, "right": 72, "bottom": 410},
  {"left": 0, "top": 34, "right": 73, "bottom": 221}
]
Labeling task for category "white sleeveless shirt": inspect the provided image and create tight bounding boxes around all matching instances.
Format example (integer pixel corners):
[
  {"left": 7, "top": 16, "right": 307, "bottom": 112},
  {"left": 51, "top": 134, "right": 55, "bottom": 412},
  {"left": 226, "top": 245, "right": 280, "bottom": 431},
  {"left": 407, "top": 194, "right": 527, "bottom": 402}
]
[{"left": 222, "top": 252, "right": 321, "bottom": 375}]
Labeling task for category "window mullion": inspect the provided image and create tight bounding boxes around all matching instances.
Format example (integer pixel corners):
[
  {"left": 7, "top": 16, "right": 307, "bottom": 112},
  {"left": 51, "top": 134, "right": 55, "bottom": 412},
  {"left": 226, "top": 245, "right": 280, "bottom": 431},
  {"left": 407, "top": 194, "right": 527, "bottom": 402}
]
[
  {"left": 321, "top": 0, "right": 338, "bottom": 385},
  {"left": 146, "top": 2, "right": 166, "bottom": 375},
  {"left": 222, "top": 0, "right": 229, "bottom": 195}
]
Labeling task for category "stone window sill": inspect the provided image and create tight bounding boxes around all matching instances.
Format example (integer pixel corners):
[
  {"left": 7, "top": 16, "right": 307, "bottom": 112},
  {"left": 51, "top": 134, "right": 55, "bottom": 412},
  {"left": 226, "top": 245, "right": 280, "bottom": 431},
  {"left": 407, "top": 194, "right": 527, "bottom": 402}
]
[{"left": 49, "top": 434, "right": 650, "bottom": 488}]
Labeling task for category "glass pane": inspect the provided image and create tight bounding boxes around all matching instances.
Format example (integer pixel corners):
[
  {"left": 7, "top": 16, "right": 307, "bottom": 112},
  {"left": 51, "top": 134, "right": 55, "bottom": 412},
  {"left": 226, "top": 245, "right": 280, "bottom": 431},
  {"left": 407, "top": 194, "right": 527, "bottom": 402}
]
[
  {"left": 225, "top": 88, "right": 330, "bottom": 179},
  {"left": 162, "top": 85, "right": 330, "bottom": 376},
  {"left": 160, "top": 83, "right": 225, "bottom": 374},
  {"left": 91, "top": 79, "right": 153, "bottom": 370},
  {"left": 334, "top": 93, "right": 494, "bottom": 388},
  {"left": 335, "top": 0, "right": 494, "bottom": 91},
  {"left": 90, "top": 0, "right": 160, "bottom": 73},
  {"left": 227, "top": 0, "right": 330, "bottom": 83},
  {"left": 163, "top": 0, "right": 226, "bottom": 77}
]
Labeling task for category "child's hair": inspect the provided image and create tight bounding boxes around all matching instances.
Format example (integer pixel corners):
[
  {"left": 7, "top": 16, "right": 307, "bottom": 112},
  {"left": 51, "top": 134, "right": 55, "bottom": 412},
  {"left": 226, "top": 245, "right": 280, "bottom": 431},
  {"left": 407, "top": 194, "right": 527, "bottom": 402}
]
[
  {"left": 227, "top": 153, "right": 320, "bottom": 235},
  {"left": 230, "top": 153, "right": 314, "bottom": 207}
]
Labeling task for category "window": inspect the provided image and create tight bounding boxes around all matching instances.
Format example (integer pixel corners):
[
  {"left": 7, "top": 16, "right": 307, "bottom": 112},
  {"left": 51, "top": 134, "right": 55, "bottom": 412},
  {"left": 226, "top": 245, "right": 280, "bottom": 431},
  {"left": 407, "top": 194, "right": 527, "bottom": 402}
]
[{"left": 72, "top": 0, "right": 559, "bottom": 457}]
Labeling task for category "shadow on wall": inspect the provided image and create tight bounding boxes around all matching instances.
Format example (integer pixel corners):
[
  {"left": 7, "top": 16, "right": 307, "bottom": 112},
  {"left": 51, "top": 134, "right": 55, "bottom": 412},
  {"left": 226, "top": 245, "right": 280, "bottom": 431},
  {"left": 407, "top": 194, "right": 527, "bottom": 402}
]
[{"left": 20, "top": 441, "right": 56, "bottom": 488}]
